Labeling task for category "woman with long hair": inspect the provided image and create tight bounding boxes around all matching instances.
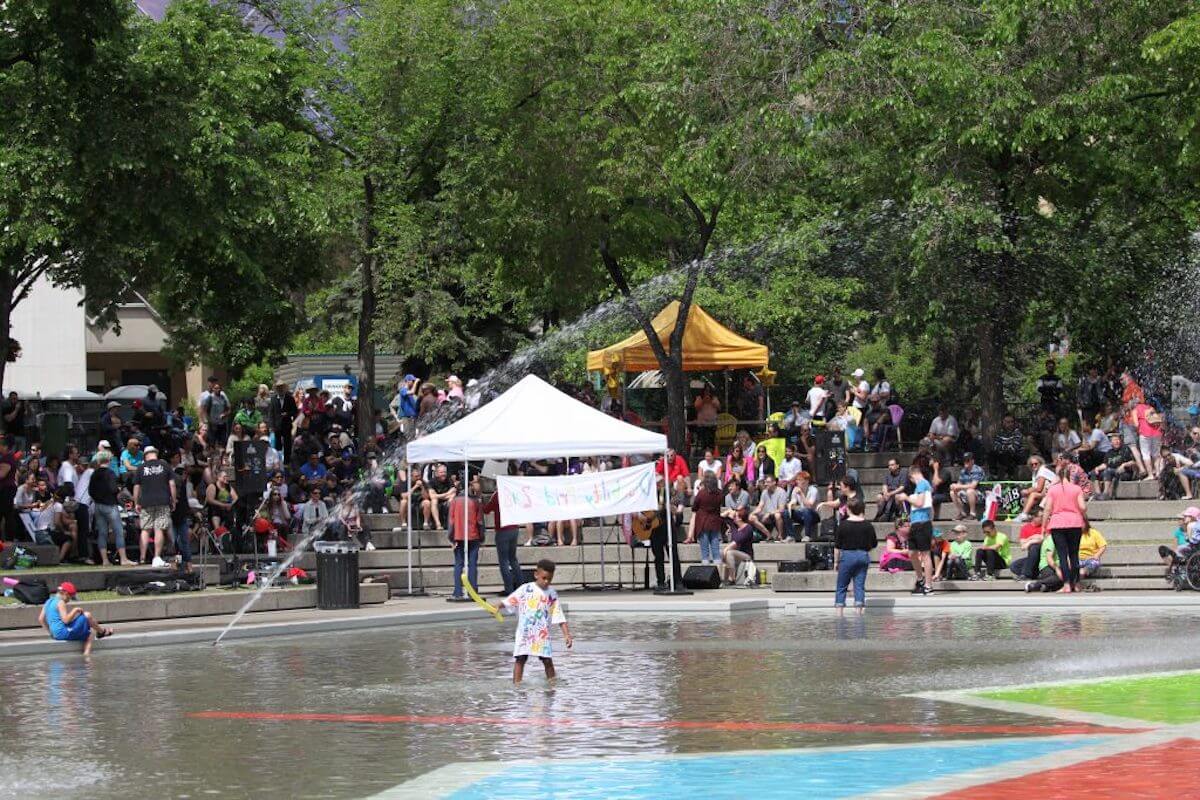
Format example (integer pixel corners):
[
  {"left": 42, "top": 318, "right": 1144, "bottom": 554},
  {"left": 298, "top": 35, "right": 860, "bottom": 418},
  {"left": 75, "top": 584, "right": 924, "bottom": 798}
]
[
  {"left": 692, "top": 474, "right": 724, "bottom": 566},
  {"left": 725, "top": 444, "right": 754, "bottom": 485},
  {"left": 1040, "top": 462, "right": 1088, "bottom": 593}
]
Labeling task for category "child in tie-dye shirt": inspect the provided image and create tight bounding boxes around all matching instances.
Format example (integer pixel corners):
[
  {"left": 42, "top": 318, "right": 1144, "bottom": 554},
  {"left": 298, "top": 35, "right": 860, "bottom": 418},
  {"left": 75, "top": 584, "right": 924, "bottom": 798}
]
[{"left": 500, "top": 558, "right": 573, "bottom": 683}]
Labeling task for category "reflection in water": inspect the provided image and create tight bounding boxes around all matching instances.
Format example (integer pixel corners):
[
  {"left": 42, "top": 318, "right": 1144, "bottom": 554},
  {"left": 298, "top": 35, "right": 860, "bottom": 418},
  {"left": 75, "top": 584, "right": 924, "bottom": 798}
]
[{"left": 1, "top": 609, "right": 1199, "bottom": 799}]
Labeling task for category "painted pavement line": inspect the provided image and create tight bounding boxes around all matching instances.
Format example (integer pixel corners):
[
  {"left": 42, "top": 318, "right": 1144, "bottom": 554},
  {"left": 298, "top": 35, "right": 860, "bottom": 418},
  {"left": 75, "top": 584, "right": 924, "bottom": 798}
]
[
  {"left": 909, "top": 689, "right": 1159, "bottom": 730},
  {"left": 369, "top": 736, "right": 1109, "bottom": 800},
  {"left": 850, "top": 724, "right": 1200, "bottom": 800}
]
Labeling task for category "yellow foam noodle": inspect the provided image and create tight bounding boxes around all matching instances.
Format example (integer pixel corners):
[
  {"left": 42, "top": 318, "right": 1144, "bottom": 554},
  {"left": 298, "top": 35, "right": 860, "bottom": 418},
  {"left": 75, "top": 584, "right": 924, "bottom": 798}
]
[{"left": 462, "top": 571, "right": 503, "bottom": 621}]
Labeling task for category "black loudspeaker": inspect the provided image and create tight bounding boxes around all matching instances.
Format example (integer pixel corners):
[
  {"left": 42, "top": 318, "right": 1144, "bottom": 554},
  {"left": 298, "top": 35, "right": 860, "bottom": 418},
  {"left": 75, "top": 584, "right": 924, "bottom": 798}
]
[
  {"left": 778, "top": 560, "right": 811, "bottom": 573},
  {"left": 682, "top": 565, "right": 721, "bottom": 590},
  {"left": 814, "top": 429, "right": 846, "bottom": 485}
]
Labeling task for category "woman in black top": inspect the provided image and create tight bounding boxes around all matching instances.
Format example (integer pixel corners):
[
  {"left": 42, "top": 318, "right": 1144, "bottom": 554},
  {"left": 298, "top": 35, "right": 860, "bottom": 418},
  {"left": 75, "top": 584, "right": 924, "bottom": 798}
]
[{"left": 833, "top": 497, "right": 877, "bottom": 613}]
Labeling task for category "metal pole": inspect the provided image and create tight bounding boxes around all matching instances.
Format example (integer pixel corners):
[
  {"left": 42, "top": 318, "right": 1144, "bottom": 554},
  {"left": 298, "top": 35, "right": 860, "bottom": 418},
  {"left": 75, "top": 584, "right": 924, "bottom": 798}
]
[
  {"left": 462, "top": 457, "right": 469, "bottom": 595},
  {"left": 405, "top": 465, "right": 413, "bottom": 594},
  {"left": 663, "top": 454, "right": 677, "bottom": 593}
]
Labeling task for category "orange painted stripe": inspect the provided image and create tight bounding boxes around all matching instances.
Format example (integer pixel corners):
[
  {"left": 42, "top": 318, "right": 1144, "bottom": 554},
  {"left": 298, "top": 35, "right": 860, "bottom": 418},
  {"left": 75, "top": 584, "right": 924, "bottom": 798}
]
[
  {"left": 928, "top": 737, "right": 1200, "bottom": 799},
  {"left": 186, "top": 710, "right": 1142, "bottom": 736}
]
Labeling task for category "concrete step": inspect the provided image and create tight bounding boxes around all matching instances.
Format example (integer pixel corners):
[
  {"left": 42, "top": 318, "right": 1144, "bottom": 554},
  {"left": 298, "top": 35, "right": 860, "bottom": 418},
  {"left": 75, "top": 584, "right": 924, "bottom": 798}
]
[
  {"left": 847, "top": 451, "right": 918, "bottom": 469},
  {"left": 0, "top": 582, "right": 389, "bottom": 630},
  {"left": 771, "top": 571, "right": 1174, "bottom": 592},
  {"left": 0, "top": 564, "right": 219, "bottom": 593}
]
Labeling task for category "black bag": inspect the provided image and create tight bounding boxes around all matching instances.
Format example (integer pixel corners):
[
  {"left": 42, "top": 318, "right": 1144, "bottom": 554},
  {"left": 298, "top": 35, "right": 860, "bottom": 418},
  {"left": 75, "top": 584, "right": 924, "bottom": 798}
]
[
  {"left": 816, "top": 515, "right": 838, "bottom": 542},
  {"left": 12, "top": 578, "right": 50, "bottom": 605},
  {"left": 778, "top": 560, "right": 811, "bottom": 573},
  {"left": 808, "top": 543, "right": 835, "bottom": 571},
  {"left": 682, "top": 565, "right": 722, "bottom": 590}
]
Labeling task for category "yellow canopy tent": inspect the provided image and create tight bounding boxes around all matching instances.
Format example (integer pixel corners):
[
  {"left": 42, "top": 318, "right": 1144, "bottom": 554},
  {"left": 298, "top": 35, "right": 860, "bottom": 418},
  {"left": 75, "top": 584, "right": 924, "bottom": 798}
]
[{"left": 586, "top": 301, "right": 768, "bottom": 376}]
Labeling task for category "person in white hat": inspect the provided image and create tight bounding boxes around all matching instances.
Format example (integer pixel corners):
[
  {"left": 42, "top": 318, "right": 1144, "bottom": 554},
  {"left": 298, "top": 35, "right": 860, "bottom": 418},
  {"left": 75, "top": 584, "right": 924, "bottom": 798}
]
[
  {"left": 132, "top": 445, "right": 176, "bottom": 567},
  {"left": 446, "top": 375, "right": 465, "bottom": 402}
]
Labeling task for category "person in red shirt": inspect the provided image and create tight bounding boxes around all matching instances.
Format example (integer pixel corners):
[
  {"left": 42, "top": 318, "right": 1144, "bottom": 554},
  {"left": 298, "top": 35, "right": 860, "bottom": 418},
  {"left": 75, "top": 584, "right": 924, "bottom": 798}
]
[
  {"left": 449, "top": 476, "right": 485, "bottom": 600},
  {"left": 1119, "top": 371, "right": 1147, "bottom": 477},
  {"left": 1010, "top": 519, "right": 1046, "bottom": 580},
  {"left": 483, "top": 488, "right": 522, "bottom": 594},
  {"left": 655, "top": 448, "right": 690, "bottom": 484}
]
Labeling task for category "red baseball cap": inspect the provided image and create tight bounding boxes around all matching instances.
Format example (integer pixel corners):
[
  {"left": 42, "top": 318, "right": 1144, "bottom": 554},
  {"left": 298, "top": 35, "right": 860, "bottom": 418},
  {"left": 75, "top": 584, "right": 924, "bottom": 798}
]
[
  {"left": 814, "top": 375, "right": 825, "bottom": 384},
  {"left": 58, "top": 581, "right": 77, "bottom": 597}
]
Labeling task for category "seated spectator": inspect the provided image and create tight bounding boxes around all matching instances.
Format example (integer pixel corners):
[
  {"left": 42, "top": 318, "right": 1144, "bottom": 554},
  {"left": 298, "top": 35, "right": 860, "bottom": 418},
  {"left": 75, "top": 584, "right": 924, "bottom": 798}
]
[
  {"left": 749, "top": 475, "right": 788, "bottom": 542},
  {"left": 695, "top": 448, "right": 724, "bottom": 488},
  {"left": 1034, "top": 407, "right": 1058, "bottom": 459},
  {"left": 234, "top": 397, "right": 262, "bottom": 431},
  {"left": 724, "top": 444, "right": 753, "bottom": 485},
  {"left": 928, "top": 458, "right": 952, "bottom": 520},
  {"left": 922, "top": 405, "right": 959, "bottom": 462},
  {"left": 781, "top": 400, "right": 807, "bottom": 439},
  {"left": 1055, "top": 450, "right": 1093, "bottom": 500},
  {"left": 655, "top": 447, "right": 690, "bottom": 484},
  {"left": 1052, "top": 417, "right": 1082, "bottom": 457},
  {"left": 205, "top": 470, "right": 238, "bottom": 533},
  {"left": 1076, "top": 417, "right": 1110, "bottom": 473},
  {"left": 990, "top": 413, "right": 1027, "bottom": 480},
  {"left": 721, "top": 507, "right": 756, "bottom": 586},
  {"left": 945, "top": 524, "right": 973, "bottom": 580},
  {"left": 787, "top": 471, "right": 820, "bottom": 542},
  {"left": 31, "top": 485, "right": 78, "bottom": 563},
  {"left": 421, "top": 463, "right": 457, "bottom": 530},
  {"left": 753, "top": 444, "right": 775, "bottom": 481},
  {"left": 300, "top": 486, "right": 330, "bottom": 540},
  {"left": 1160, "top": 507, "right": 1200, "bottom": 567},
  {"left": 1079, "top": 526, "right": 1107, "bottom": 578},
  {"left": 1015, "top": 454, "right": 1057, "bottom": 523},
  {"left": 1160, "top": 445, "right": 1191, "bottom": 501},
  {"left": 721, "top": 478, "right": 751, "bottom": 531},
  {"left": 1091, "top": 432, "right": 1136, "bottom": 500},
  {"left": 950, "top": 452, "right": 986, "bottom": 520},
  {"left": 299, "top": 451, "right": 328, "bottom": 484},
  {"left": 930, "top": 529, "right": 950, "bottom": 582},
  {"left": 119, "top": 437, "right": 143, "bottom": 485},
  {"left": 776, "top": 445, "right": 803, "bottom": 488},
  {"left": 973, "top": 519, "right": 1009, "bottom": 579},
  {"left": 1024, "top": 530, "right": 1065, "bottom": 593},
  {"left": 879, "top": 521, "right": 913, "bottom": 572},
  {"left": 1098, "top": 401, "right": 1120, "bottom": 435},
  {"left": 873, "top": 458, "right": 906, "bottom": 522},
  {"left": 39, "top": 582, "right": 112, "bottom": 655},
  {"left": 1008, "top": 519, "right": 1046, "bottom": 580}
]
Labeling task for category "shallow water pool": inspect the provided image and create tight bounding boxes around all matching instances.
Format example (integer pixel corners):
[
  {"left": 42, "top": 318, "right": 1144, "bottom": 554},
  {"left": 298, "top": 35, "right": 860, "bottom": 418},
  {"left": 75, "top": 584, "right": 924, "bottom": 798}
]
[{"left": 3, "top": 609, "right": 1200, "bottom": 799}]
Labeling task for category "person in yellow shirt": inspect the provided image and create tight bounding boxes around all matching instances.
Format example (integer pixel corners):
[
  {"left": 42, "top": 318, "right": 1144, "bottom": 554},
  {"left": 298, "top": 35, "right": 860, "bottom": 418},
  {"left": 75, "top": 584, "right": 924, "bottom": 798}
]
[{"left": 1078, "top": 527, "right": 1108, "bottom": 578}]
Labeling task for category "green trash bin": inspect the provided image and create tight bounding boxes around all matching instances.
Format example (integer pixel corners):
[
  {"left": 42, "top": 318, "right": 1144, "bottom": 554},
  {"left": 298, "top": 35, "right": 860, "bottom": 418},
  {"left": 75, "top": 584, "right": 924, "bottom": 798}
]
[{"left": 39, "top": 412, "right": 69, "bottom": 456}]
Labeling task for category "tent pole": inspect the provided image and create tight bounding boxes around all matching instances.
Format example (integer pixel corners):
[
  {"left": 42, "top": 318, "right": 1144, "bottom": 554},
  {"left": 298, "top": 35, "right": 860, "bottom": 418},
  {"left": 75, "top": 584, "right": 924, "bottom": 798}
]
[
  {"left": 462, "top": 458, "right": 470, "bottom": 597},
  {"left": 663, "top": 454, "right": 676, "bottom": 593},
  {"left": 405, "top": 464, "right": 413, "bottom": 594}
]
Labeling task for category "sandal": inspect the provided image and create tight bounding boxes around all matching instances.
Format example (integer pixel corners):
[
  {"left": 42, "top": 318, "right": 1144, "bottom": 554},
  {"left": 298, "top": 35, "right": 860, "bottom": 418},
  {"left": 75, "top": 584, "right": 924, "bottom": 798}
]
[{"left": 96, "top": 627, "right": 114, "bottom": 639}]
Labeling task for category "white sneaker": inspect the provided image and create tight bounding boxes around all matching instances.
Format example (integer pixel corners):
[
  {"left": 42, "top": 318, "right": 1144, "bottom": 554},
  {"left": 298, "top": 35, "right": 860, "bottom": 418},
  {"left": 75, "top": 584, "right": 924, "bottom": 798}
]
[
  {"left": 1013, "top": 513, "right": 1030, "bottom": 523},
  {"left": 151, "top": 556, "right": 167, "bottom": 568},
  {"left": 365, "top": 542, "right": 376, "bottom": 551}
]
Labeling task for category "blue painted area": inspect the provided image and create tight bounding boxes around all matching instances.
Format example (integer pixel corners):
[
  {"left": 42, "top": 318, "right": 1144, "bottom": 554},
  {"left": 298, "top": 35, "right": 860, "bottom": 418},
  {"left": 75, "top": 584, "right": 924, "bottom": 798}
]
[{"left": 448, "top": 737, "right": 1105, "bottom": 800}]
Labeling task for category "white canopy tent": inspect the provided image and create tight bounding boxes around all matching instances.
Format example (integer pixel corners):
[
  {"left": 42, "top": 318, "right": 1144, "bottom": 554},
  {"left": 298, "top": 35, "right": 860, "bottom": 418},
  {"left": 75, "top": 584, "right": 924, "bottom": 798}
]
[{"left": 403, "top": 375, "right": 681, "bottom": 592}]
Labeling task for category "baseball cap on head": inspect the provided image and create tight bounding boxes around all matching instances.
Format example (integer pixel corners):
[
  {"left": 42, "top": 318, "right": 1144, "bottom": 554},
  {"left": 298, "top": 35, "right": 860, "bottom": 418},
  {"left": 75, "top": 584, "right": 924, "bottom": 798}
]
[
  {"left": 851, "top": 368, "right": 865, "bottom": 378},
  {"left": 58, "top": 581, "right": 77, "bottom": 597},
  {"left": 814, "top": 375, "right": 825, "bottom": 385}
]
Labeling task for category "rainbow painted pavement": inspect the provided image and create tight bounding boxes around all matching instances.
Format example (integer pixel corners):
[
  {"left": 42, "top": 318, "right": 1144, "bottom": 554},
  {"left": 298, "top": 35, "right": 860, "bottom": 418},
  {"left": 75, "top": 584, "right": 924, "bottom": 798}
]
[{"left": 364, "top": 670, "right": 1200, "bottom": 798}]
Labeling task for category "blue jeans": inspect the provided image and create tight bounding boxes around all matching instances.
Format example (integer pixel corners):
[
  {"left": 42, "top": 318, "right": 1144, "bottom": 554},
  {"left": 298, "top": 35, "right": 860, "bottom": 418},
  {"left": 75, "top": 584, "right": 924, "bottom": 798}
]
[
  {"left": 452, "top": 540, "right": 481, "bottom": 598},
  {"left": 698, "top": 530, "right": 721, "bottom": 563},
  {"left": 93, "top": 503, "right": 125, "bottom": 554},
  {"left": 495, "top": 527, "right": 522, "bottom": 594},
  {"left": 172, "top": 516, "right": 192, "bottom": 564},
  {"left": 791, "top": 508, "right": 819, "bottom": 540},
  {"left": 835, "top": 550, "right": 870, "bottom": 606}
]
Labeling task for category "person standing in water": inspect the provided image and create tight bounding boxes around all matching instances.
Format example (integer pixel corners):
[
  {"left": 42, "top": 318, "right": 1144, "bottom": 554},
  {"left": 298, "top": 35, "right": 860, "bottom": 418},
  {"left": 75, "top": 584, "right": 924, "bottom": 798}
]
[{"left": 498, "top": 559, "right": 572, "bottom": 683}]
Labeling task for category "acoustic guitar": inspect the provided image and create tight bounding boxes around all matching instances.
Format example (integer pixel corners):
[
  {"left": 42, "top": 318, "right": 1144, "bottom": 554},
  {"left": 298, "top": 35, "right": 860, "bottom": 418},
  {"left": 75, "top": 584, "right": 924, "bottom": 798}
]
[{"left": 632, "top": 509, "right": 659, "bottom": 542}]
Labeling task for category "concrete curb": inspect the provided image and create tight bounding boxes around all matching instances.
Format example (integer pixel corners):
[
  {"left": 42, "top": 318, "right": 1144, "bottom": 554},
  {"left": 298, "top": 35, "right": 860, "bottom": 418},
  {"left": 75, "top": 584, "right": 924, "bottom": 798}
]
[{"left": 5, "top": 591, "right": 1200, "bottom": 658}]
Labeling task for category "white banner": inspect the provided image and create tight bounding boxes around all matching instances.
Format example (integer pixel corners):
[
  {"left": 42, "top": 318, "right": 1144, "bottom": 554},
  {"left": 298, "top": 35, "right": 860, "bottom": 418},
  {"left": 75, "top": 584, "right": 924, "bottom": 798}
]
[{"left": 496, "top": 462, "right": 659, "bottom": 525}]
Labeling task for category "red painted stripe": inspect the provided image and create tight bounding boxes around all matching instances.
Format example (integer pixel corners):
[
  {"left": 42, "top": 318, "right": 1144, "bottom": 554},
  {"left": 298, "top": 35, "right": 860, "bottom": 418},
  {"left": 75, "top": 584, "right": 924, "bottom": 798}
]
[
  {"left": 928, "top": 737, "right": 1200, "bottom": 799},
  {"left": 186, "top": 710, "right": 1142, "bottom": 736}
]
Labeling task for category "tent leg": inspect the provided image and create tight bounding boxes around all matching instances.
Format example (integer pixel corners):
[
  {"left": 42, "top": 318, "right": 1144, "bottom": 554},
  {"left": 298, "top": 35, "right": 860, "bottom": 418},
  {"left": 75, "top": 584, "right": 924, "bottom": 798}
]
[
  {"left": 399, "top": 461, "right": 425, "bottom": 596},
  {"left": 655, "top": 454, "right": 692, "bottom": 596}
]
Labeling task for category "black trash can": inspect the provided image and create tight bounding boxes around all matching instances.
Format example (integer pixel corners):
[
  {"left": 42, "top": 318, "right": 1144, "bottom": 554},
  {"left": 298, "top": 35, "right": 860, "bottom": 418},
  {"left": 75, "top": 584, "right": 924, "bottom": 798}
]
[{"left": 315, "top": 542, "right": 360, "bottom": 610}]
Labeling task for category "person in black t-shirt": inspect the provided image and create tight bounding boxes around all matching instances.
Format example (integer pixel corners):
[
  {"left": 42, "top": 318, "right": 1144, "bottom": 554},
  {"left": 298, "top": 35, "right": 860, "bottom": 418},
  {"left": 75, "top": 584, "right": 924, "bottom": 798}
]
[
  {"left": 133, "top": 447, "right": 176, "bottom": 566},
  {"left": 421, "top": 463, "right": 457, "bottom": 530},
  {"left": 833, "top": 497, "right": 877, "bottom": 613}
]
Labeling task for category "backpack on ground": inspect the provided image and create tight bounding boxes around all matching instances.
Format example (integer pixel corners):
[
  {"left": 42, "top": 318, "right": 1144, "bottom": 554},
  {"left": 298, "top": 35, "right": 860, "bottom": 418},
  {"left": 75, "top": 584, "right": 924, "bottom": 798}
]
[{"left": 12, "top": 578, "right": 49, "bottom": 605}]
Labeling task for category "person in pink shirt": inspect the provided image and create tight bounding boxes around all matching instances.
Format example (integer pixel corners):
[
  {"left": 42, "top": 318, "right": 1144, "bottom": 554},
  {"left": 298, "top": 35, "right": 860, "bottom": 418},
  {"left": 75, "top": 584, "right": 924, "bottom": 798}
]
[
  {"left": 1040, "top": 462, "right": 1090, "bottom": 593},
  {"left": 1135, "top": 402, "right": 1164, "bottom": 480}
]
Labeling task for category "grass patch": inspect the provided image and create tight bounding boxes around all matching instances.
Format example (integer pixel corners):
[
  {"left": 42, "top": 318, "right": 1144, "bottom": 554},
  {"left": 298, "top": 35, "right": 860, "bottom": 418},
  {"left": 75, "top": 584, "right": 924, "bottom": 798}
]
[{"left": 981, "top": 672, "right": 1200, "bottom": 724}]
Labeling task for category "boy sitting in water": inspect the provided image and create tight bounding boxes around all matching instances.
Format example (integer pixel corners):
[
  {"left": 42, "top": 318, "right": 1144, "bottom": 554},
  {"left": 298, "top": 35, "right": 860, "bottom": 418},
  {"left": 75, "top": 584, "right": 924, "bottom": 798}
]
[{"left": 499, "top": 559, "right": 573, "bottom": 684}]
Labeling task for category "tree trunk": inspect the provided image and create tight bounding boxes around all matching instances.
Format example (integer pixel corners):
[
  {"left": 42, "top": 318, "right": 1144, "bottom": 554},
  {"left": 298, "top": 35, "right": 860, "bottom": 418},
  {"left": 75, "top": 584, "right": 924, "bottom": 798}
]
[
  {"left": 662, "top": 357, "right": 687, "bottom": 452},
  {"left": 355, "top": 175, "right": 377, "bottom": 450},
  {"left": 0, "top": 274, "right": 10, "bottom": 396},
  {"left": 976, "top": 317, "right": 1004, "bottom": 442}
]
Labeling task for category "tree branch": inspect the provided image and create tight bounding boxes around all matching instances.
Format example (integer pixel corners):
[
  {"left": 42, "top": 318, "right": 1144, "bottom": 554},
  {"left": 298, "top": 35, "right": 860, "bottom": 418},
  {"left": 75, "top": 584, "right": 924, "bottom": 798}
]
[{"left": 599, "top": 236, "right": 673, "bottom": 368}]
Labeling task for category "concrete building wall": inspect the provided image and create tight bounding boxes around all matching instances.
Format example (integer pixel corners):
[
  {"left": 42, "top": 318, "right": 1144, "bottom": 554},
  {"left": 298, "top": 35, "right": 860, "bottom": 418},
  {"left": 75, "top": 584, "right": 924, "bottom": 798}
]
[{"left": 6, "top": 276, "right": 88, "bottom": 395}]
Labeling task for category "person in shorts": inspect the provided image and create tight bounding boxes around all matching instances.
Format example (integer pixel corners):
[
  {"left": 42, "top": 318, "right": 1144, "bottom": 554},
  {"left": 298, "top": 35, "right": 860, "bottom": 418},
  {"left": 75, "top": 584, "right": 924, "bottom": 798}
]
[
  {"left": 133, "top": 446, "right": 177, "bottom": 567},
  {"left": 1078, "top": 526, "right": 1107, "bottom": 578},
  {"left": 898, "top": 463, "right": 935, "bottom": 595}
]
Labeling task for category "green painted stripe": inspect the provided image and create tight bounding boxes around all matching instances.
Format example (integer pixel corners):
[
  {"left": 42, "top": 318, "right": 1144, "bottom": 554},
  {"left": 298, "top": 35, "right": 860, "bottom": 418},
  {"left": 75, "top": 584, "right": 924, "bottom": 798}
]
[{"left": 981, "top": 671, "right": 1200, "bottom": 724}]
